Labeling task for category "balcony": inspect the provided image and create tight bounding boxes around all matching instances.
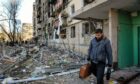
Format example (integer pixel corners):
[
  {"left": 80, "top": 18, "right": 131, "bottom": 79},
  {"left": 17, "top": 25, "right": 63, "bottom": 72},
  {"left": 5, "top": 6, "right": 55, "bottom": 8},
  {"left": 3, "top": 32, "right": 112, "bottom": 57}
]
[
  {"left": 62, "top": 23, "right": 67, "bottom": 27},
  {"left": 62, "top": 19, "right": 68, "bottom": 27},
  {"left": 50, "top": 11, "right": 56, "bottom": 17},
  {"left": 37, "top": 28, "right": 43, "bottom": 36},
  {"left": 71, "top": 0, "right": 109, "bottom": 20},
  {"left": 72, "top": 0, "right": 140, "bottom": 20},
  {"left": 37, "top": 0, "right": 41, "bottom": 5},
  {"left": 37, "top": 5, "right": 41, "bottom": 11},
  {"left": 49, "top": 0, "right": 57, "bottom": 4},
  {"left": 37, "top": 12, "right": 40, "bottom": 18},
  {"left": 37, "top": 27, "right": 42, "bottom": 30},
  {"left": 37, "top": 18, "right": 42, "bottom": 23},
  {"left": 37, "top": 13, "right": 41, "bottom": 18},
  {"left": 61, "top": 11, "right": 69, "bottom": 18},
  {"left": 37, "top": 10, "right": 41, "bottom": 18},
  {"left": 48, "top": 27, "right": 53, "bottom": 33}
]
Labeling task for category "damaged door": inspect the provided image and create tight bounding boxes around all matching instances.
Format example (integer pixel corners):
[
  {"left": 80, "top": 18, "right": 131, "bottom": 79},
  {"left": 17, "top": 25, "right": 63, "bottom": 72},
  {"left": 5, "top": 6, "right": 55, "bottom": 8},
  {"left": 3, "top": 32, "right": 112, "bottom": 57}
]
[{"left": 138, "top": 26, "right": 140, "bottom": 65}]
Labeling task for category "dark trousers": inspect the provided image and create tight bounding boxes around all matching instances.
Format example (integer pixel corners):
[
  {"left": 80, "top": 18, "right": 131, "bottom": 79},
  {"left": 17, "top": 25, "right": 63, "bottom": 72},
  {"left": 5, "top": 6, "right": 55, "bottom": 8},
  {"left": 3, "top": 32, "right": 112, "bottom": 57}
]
[{"left": 91, "top": 62, "right": 106, "bottom": 84}]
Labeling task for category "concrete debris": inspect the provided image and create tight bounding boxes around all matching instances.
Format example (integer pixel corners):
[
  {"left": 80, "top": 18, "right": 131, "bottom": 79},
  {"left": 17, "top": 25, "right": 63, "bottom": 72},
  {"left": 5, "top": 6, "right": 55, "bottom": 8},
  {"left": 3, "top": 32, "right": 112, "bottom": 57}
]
[
  {"left": 0, "top": 45, "right": 28, "bottom": 75},
  {"left": 30, "top": 72, "right": 91, "bottom": 84},
  {"left": 0, "top": 56, "right": 16, "bottom": 64},
  {"left": 49, "top": 69, "right": 79, "bottom": 76},
  {"left": 111, "top": 70, "right": 140, "bottom": 84},
  {"left": 6, "top": 76, "right": 47, "bottom": 84},
  {"left": 31, "top": 66, "right": 49, "bottom": 77},
  {"left": 128, "top": 75, "right": 140, "bottom": 84},
  {"left": 2, "top": 77, "right": 14, "bottom": 84},
  {"left": 0, "top": 45, "right": 88, "bottom": 83},
  {"left": 29, "top": 46, "right": 39, "bottom": 54},
  {"left": 0, "top": 74, "right": 6, "bottom": 80},
  {"left": 0, "top": 45, "right": 140, "bottom": 84},
  {"left": 6, "top": 69, "right": 80, "bottom": 84}
]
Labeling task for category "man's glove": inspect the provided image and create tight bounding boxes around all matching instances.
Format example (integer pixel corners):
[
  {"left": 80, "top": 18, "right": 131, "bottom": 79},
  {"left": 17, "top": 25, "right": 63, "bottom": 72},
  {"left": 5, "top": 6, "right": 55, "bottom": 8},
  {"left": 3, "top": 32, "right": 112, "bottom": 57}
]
[
  {"left": 87, "top": 57, "right": 90, "bottom": 61},
  {"left": 106, "top": 67, "right": 111, "bottom": 80},
  {"left": 107, "top": 64, "right": 112, "bottom": 67}
]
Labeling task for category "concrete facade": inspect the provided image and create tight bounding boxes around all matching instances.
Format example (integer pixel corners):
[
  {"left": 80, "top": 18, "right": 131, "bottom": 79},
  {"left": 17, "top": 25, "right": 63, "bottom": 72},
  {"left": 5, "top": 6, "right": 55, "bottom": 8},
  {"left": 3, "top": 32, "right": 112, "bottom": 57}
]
[
  {"left": 109, "top": 9, "right": 118, "bottom": 66},
  {"left": 47, "top": 0, "right": 105, "bottom": 55},
  {"left": 32, "top": 0, "right": 109, "bottom": 54},
  {"left": 33, "top": 0, "right": 47, "bottom": 45},
  {"left": 33, "top": 2, "right": 37, "bottom": 37}
]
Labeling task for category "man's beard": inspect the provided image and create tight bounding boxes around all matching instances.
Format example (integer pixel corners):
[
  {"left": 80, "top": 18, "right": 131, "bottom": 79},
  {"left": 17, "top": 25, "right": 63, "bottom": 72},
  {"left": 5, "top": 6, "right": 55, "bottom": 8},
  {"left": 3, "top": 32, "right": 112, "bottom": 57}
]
[{"left": 95, "top": 36, "right": 103, "bottom": 42}]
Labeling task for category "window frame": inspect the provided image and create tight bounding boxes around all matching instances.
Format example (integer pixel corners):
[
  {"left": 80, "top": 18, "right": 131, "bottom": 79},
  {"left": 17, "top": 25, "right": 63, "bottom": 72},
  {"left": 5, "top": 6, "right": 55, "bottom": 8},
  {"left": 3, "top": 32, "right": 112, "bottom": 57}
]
[{"left": 71, "top": 26, "right": 76, "bottom": 38}]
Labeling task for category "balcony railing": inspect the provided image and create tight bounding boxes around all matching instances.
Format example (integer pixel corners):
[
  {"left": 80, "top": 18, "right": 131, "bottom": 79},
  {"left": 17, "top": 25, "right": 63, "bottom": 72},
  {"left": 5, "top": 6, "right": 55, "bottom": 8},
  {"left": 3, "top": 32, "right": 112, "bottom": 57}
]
[{"left": 49, "top": 0, "right": 57, "bottom": 4}]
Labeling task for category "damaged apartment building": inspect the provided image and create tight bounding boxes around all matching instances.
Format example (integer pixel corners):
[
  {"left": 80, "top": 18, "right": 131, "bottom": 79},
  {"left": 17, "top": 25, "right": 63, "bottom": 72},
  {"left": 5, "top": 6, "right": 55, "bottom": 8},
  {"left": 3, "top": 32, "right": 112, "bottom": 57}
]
[
  {"left": 47, "top": 0, "right": 103, "bottom": 53},
  {"left": 33, "top": 0, "right": 48, "bottom": 45},
  {"left": 33, "top": 0, "right": 100, "bottom": 50},
  {"left": 33, "top": 0, "right": 140, "bottom": 69}
]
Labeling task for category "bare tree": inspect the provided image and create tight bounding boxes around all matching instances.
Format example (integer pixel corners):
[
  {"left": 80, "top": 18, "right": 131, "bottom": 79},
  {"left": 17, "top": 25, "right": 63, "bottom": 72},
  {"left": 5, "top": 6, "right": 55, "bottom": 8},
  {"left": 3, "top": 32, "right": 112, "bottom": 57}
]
[{"left": 0, "top": 0, "right": 22, "bottom": 45}]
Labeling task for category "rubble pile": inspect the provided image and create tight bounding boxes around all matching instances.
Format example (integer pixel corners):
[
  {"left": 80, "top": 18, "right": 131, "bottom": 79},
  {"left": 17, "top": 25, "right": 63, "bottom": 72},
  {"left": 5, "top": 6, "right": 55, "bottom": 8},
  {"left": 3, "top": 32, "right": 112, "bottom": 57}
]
[
  {"left": 0, "top": 45, "right": 87, "bottom": 83},
  {"left": 1, "top": 45, "right": 140, "bottom": 84},
  {"left": 29, "top": 46, "right": 86, "bottom": 77},
  {"left": 29, "top": 72, "right": 93, "bottom": 84},
  {"left": 0, "top": 46, "right": 27, "bottom": 74},
  {"left": 42, "top": 47, "right": 85, "bottom": 68}
]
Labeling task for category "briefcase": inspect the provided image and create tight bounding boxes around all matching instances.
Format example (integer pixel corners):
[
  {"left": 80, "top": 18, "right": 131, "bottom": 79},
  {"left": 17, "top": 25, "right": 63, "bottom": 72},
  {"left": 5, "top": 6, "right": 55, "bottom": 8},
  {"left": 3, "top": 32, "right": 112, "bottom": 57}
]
[{"left": 79, "top": 63, "right": 91, "bottom": 79}]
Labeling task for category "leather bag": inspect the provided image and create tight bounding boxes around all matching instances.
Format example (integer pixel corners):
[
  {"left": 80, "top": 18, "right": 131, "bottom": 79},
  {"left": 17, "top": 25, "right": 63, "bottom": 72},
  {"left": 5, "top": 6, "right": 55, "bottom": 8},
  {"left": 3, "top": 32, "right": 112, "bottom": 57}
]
[{"left": 79, "top": 63, "right": 91, "bottom": 79}]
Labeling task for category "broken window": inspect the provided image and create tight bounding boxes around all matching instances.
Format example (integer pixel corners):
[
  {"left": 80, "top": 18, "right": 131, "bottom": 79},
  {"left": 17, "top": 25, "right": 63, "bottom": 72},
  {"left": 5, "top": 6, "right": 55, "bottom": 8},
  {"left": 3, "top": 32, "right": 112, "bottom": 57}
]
[
  {"left": 55, "top": 28, "right": 59, "bottom": 39},
  {"left": 82, "top": 22, "right": 95, "bottom": 36},
  {"left": 71, "top": 4, "right": 75, "bottom": 14},
  {"left": 38, "top": 0, "right": 41, "bottom": 4},
  {"left": 49, "top": 33, "right": 53, "bottom": 39},
  {"left": 60, "top": 27, "right": 66, "bottom": 39},
  {"left": 71, "top": 26, "right": 75, "bottom": 38},
  {"left": 82, "top": 22, "right": 90, "bottom": 35}
]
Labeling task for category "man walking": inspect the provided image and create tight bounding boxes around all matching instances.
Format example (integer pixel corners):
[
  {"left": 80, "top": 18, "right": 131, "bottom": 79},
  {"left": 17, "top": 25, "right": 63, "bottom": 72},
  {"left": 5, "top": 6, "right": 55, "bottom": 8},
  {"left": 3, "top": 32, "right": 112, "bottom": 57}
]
[{"left": 87, "top": 29, "right": 113, "bottom": 84}]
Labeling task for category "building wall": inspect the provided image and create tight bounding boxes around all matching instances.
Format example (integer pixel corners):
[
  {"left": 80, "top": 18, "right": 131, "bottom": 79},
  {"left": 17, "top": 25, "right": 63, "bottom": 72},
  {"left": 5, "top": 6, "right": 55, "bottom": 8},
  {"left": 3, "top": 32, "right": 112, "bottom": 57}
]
[
  {"left": 48, "top": 20, "right": 109, "bottom": 55},
  {"left": 103, "top": 20, "right": 109, "bottom": 38},
  {"left": 33, "top": 2, "right": 37, "bottom": 37},
  {"left": 108, "top": 9, "right": 118, "bottom": 68},
  {"left": 67, "top": 0, "right": 83, "bottom": 25},
  {"left": 48, "top": 0, "right": 87, "bottom": 54},
  {"left": 47, "top": 0, "right": 110, "bottom": 55}
]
